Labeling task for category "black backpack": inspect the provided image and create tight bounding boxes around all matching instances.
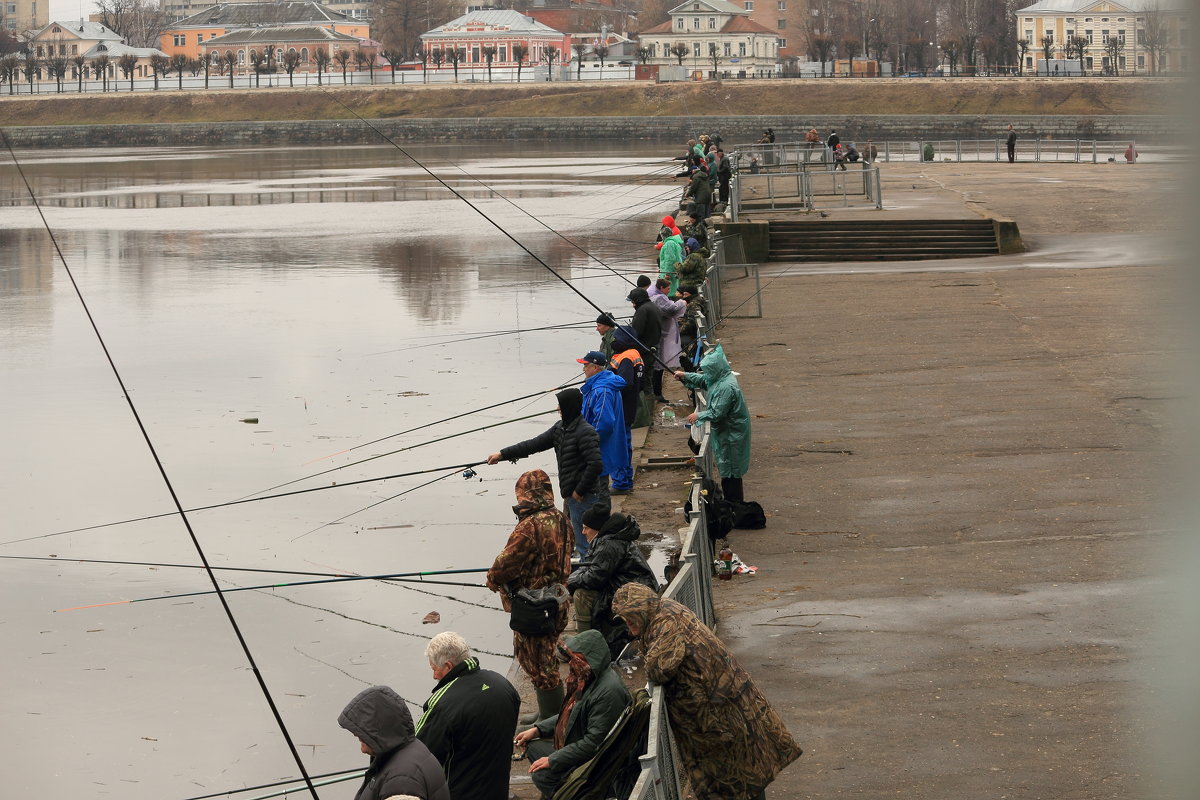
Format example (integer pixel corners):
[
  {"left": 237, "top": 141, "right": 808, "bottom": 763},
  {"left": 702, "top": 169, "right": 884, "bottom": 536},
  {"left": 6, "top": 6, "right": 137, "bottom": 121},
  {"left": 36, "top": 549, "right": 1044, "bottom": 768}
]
[
  {"left": 685, "top": 477, "right": 734, "bottom": 541},
  {"left": 730, "top": 500, "right": 767, "bottom": 530}
]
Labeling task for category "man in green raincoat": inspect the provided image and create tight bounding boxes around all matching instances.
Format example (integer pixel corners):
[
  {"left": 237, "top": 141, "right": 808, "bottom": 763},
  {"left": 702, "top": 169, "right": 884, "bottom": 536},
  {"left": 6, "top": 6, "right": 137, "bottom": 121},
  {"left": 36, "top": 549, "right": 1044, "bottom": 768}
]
[
  {"left": 656, "top": 226, "right": 685, "bottom": 297},
  {"left": 673, "top": 344, "right": 750, "bottom": 502}
]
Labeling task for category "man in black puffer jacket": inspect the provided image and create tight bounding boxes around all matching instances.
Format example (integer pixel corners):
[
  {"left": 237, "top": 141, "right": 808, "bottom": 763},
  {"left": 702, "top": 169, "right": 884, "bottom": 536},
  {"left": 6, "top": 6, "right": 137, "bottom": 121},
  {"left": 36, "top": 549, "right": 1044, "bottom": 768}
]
[
  {"left": 338, "top": 685, "right": 451, "bottom": 800},
  {"left": 488, "top": 387, "right": 607, "bottom": 558},
  {"left": 567, "top": 505, "right": 660, "bottom": 658}
]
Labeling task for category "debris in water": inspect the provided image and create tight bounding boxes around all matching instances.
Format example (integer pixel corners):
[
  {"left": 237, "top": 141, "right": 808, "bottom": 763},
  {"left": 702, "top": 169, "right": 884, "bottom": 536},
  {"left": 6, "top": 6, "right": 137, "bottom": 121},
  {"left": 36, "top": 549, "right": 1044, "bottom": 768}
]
[
  {"left": 395, "top": 391, "right": 428, "bottom": 397},
  {"left": 240, "top": 417, "right": 259, "bottom": 424},
  {"left": 422, "top": 611, "right": 441, "bottom": 625}
]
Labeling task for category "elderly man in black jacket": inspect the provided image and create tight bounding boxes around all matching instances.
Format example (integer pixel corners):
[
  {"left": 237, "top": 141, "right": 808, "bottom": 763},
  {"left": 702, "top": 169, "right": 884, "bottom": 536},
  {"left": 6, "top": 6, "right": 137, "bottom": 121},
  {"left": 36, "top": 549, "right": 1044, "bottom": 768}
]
[
  {"left": 339, "top": 685, "right": 451, "bottom": 800},
  {"left": 416, "top": 631, "right": 520, "bottom": 800},
  {"left": 568, "top": 504, "right": 660, "bottom": 658},
  {"left": 488, "top": 387, "right": 607, "bottom": 558}
]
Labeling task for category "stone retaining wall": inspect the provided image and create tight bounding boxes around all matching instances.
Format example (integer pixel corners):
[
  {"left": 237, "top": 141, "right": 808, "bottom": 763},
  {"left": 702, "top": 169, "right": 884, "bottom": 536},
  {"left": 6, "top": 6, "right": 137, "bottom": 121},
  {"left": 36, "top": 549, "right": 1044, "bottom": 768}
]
[{"left": 0, "top": 114, "right": 1181, "bottom": 148}]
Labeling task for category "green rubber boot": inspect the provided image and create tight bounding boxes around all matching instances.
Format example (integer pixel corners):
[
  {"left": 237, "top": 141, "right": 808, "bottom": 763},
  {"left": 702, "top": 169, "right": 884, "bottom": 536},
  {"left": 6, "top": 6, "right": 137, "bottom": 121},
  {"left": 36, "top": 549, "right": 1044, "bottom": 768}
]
[{"left": 520, "top": 684, "right": 565, "bottom": 725}]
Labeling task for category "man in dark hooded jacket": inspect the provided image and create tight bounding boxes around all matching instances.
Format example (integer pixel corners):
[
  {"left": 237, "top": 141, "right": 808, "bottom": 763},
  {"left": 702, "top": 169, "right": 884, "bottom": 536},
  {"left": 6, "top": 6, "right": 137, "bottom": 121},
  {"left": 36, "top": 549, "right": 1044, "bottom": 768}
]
[
  {"left": 488, "top": 388, "right": 606, "bottom": 557},
  {"left": 568, "top": 504, "right": 659, "bottom": 658},
  {"left": 626, "top": 287, "right": 661, "bottom": 371},
  {"left": 338, "top": 684, "right": 451, "bottom": 800},
  {"left": 514, "top": 629, "right": 633, "bottom": 800}
]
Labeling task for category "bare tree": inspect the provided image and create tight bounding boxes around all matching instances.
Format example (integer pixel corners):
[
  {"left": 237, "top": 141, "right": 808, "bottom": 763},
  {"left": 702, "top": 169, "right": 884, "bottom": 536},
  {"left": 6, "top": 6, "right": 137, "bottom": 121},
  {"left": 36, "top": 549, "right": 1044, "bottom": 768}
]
[
  {"left": 46, "top": 55, "right": 68, "bottom": 92},
  {"left": 542, "top": 45, "right": 558, "bottom": 81},
  {"left": 810, "top": 34, "right": 834, "bottom": 76},
  {"left": 282, "top": 49, "right": 301, "bottom": 86},
  {"left": 95, "top": 0, "right": 170, "bottom": 50},
  {"left": 481, "top": 45, "right": 496, "bottom": 82},
  {"left": 444, "top": 46, "right": 461, "bottom": 82},
  {"left": 22, "top": 54, "right": 39, "bottom": 93},
  {"left": 1066, "top": 35, "right": 1088, "bottom": 75},
  {"left": 707, "top": 42, "right": 720, "bottom": 77},
  {"left": 511, "top": 44, "right": 527, "bottom": 82},
  {"left": 170, "top": 52, "right": 188, "bottom": 88},
  {"left": 1104, "top": 35, "right": 1124, "bottom": 76},
  {"left": 669, "top": 42, "right": 688, "bottom": 66},
  {"left": 249, "top": 49, "right": 264, "bottom": 87},
  {"left": 374, "top": 0, "right": 455, "bottom": 53},
  {"left": 381, "top": 48, "right": 404, "bottom": 83},
  {"left": 224, "top": 50, "right": 237, "bottom": 88},
  {"left": 635, "top": 46, "right": 651, "bottom": 65},
  {"left": 118, "top": 52, "right": 138, "bottom": 90},
  {"left": 941, "top": 37, "right": 960, "bottom": 75},
  {"left": 72, "top": 54, "right": 87, "bottom": 91},
  {"left": 1040, "top": 32, "right": 1055, "bottom": 65},
  {"left": 594, "top": 44, "right": 608, "bottom": 72},
  {"left": 314, "top": 48, "right": 331, "bottom": 85},
  {"left": 573, "top": 42, "right": 587, "bottom": 80},
  {"left": 334, "top": 48, "right": 352, "bottom": 83},
  {"left": 93, "top": 54, "right": 111, "bottom": 91},
  {"left": 1141, "top": 4, "right": 1169, "bottom": 75},
  {"left": 149, "top": 52, "right": 168, "bottom": 89},
  {"left": 1016, "top": 37, "right": 1029, "bottom": 75},
  {"left": 0, "top": 54, "right": 20, "bottom": 94}
]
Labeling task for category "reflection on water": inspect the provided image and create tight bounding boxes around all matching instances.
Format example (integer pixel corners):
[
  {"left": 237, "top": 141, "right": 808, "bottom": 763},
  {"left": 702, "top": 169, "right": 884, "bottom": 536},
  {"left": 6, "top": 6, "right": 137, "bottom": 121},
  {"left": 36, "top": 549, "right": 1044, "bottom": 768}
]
[{"left": 0, "top": 142, "right": 675, "bottom": 799}]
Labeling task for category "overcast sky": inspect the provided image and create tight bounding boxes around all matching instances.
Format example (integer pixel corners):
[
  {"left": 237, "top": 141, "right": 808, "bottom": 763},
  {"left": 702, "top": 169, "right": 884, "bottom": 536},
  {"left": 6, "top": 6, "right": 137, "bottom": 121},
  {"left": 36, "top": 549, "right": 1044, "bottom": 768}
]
[{"left": 49, "top": 0, "right": 98, "bottom": 24}]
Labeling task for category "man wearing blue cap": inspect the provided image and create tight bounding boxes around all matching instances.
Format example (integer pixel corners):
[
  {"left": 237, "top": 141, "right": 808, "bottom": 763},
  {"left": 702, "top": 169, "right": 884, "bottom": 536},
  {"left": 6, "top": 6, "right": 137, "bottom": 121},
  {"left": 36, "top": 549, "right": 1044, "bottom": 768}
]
[{"left": 578, "top": 351, "right": 632, "bottom": 502}]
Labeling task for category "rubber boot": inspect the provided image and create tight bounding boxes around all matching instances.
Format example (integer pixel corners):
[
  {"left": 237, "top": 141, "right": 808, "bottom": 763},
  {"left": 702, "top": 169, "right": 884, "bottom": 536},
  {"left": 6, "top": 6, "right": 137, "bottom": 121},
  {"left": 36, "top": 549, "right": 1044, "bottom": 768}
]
[{"left": 520, "top": 684, "right": 565, "bottom": 725}]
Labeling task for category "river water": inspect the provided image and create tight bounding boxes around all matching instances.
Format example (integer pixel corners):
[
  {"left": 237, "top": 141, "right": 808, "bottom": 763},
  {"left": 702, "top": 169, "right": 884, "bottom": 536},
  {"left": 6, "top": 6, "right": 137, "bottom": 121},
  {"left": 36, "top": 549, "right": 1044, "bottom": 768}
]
[{"left": 0, "top": 142, "right": 678, "bottom": 798}]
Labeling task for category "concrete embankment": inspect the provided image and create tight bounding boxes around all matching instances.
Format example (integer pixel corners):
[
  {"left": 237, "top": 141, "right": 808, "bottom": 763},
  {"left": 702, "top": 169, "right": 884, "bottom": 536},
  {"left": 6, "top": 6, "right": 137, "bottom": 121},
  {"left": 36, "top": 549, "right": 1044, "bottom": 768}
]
[
  {"left": 618, "top": 159, "right": 1181, "bottom": 799},
  {"left": 0, "top": 113, "right": 1182, "bottom": 148}
]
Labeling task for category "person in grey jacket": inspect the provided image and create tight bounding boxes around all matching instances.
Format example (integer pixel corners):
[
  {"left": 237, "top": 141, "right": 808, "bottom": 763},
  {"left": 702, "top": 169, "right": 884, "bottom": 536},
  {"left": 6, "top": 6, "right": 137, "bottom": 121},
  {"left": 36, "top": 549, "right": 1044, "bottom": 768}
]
[
  {"left": 338, "top": 685, "right": 451, "bottom": 800},
  {"left": 488, "top": 387, "right": 607, "bottom": 557},
  {"left": 513, "top": 629, "right": 633, "bottom": 799}
]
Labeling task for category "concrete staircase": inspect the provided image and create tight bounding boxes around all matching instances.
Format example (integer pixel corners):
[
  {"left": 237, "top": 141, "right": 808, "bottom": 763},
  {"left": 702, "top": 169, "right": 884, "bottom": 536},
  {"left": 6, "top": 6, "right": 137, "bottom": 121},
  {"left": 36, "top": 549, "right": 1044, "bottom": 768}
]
[{"left": 767, "top": 219, "right": 1001, "bottom": 262}]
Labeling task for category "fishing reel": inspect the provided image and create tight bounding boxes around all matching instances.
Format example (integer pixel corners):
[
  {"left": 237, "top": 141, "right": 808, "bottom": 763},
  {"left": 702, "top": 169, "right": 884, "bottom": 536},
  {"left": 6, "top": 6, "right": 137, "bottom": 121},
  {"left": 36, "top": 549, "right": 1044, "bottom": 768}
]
[{"left": 462, "top": 467, "right": 478, "bottom": 480}]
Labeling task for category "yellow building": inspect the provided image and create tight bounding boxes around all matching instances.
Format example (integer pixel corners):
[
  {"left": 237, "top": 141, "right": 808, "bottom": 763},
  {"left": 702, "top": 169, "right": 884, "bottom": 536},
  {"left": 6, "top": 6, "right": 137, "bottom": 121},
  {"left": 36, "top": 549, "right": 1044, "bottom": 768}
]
[
  {"left": 28, "top": 20, "right": 168, "bottom": 79},
  {"left": 1017, "top": 0, "right": 1190, "bottom": 75},
  {"left": 3, "top": 0, "right": 47, "bottom": 36},
  {"left": 159, "top": 1, "right": 368, "bottom": 62}
]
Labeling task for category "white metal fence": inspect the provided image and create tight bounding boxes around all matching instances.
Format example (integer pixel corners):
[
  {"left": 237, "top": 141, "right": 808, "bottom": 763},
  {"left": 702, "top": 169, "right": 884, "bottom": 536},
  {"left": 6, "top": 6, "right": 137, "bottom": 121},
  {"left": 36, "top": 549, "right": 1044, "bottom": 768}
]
[{"left": 732, "top": 137, "right": 1128, "bottom": 166}]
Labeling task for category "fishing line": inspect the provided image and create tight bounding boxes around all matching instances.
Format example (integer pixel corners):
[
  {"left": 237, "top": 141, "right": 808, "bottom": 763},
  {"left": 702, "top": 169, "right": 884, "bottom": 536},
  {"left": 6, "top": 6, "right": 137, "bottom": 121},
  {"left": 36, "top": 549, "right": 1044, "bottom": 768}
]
[
  {"left": 1, "top": 460, "right": 487, "bottom": 548},
  {"left": 291, "top": 465, "right": 460, "bottom": 541},
  {"left": 179, "top": 768, "right": 365, "bottom": 800},
  {"left": 366, "top": 319, "right": 594, "bottom": 351},
  {"left": 314, "top": 92, "right": 674, "bottom": 372},
  {"left": 1, "top": 129, "right": 322, "bottom": 799},
  {"left": 55, "top": 566, "right": 493, "bottom": 612}
]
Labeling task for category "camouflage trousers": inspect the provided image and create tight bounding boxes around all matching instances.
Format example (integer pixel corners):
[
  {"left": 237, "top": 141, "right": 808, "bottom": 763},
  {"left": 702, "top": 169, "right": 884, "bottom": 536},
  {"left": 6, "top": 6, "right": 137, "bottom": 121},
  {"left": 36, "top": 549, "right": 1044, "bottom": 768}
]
[{"left": 513, "top": 630, "right": 562, "bottom": 691}]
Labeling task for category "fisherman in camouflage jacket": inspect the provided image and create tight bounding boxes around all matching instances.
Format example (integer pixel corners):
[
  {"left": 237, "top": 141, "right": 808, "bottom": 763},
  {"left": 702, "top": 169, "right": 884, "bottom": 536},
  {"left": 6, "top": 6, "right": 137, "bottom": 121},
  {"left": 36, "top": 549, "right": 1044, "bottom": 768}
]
[
  {"left": 612, "top": 583, "right": 802, "bottom": 800},
  {"left": 487, "top": 469, "right": 573, "bottom": 721}
]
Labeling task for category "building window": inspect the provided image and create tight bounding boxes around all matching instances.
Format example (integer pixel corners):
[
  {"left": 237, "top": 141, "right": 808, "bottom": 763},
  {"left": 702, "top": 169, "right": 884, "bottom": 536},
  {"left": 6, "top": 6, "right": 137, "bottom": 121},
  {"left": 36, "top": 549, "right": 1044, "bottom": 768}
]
[
  {"left": 1066, "top": 17, "right": 1074, "bottom": 23},
  {"left": 301, "top": 47, "right": 309, "bottom": 61},
  {"left": 238, "top": 49, "right": 245, "bottom": 65},
  {"left": 71, "top": 44, "right": 78, "bottom": 54},
  {"left": 499, "top": 45, "right": 507, "bottom": 61},
  {"left": 778, "top": 0, "right": 785, "bottom": 8},
  {"left": 1101, "top": 29, "right": 1109, "bottom": 43},
  {"left": 692, "top": 17, "right": 700, "bottom": 29},
  {"left": 471, "top": 46, "right": 479, "bottom": 62},
  {"left": 1025, "top": 29, "right": 1032, "bottom": 41},
  {"left": 724, "top": 42, "right": 731, "bottom": 55},
  {"left": 744, "top": 0, "right": 753, "bottom": 8},
  {"left": 173, "top": 34, "right": 185, "bottom": 46},
  {"left": 197, "top": 33, "right": 204, "bottom": 44},
  {"left": 708, "top": 17, "right": 716, "bottom": 29},
  {"left": 739, "top": 42, "right": 746, "bottom": 55},
  {"left": 778, "top": 38, "right": 786, "bottom": 48},
  {"left": 693, "top": 41, "right": 700, "bottom": 56},
  {"left": 1085, "top": 29, "right": 1093, "bottom": 43},
  {"left": 676, "top": 18, "right": 684, "bottom": 29},
  {"left": 777, "top": 18, "right": 785, "bottom": 29}
]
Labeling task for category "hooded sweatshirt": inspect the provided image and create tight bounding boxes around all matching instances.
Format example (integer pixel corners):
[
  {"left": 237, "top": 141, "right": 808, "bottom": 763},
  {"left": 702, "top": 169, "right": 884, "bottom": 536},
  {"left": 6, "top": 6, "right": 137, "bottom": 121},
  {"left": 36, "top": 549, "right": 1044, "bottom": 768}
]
[
  {"left": 679, "top": 345, "right": 751, "bottom": 478},
  {"left": 533, "top": 629, "right": 632, "bottom": 773},
  {"left": 500, "top": 388, "right": 603, "bottom": 499},
  {"left": 338, "top": 685, "right": 451, "bottom": 800},
  {"left": 609, "top": 327, "right": 644, "bottom": 425}
]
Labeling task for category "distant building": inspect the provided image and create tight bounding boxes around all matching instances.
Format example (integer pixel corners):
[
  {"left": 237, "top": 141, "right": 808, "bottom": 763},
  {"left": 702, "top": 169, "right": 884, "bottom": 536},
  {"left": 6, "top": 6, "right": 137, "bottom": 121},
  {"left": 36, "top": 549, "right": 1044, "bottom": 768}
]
[
  {"left": 1016, "top": 0, "right": 1190, "bottom": 74},
  {"left": 421, "top": 9, "right": 571, "bottom": 73},
  {"left": 159, "top": 1, "right": 368, "bottom": 61},
  {"left": 203, "top": 24, "right": 364, "bottom": 73},
  {"left": 161, "top": 0, "right": 372, "bottom": 26},
  {"left": 4, "top": 0, "right": 47, "bottom": 35},
  {"left": 521, "top": 0, "right": 635, "bottom": 37},
  {"left": 637, "top": 0, "right": 780, "bottom": 78},
  {"left": 28, "top": 20, "right": 169, "bottom": 79}
]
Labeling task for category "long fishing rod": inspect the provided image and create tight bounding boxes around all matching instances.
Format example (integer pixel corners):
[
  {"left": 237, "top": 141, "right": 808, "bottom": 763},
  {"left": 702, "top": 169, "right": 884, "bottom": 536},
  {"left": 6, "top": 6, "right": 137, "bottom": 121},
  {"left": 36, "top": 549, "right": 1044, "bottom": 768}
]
[
  {"left": 291, "top": 465, "right": 459, "bottom": 541},
  {"left": 1, "top": 460, "right": 486, "bottom": 548},
  {"left": 316, "top": 93, "right": 676, "bottom": 374},
  {"left": 180, "top": 768, "right": 364, "bottom": 800},
  {"left": 369, "top": 318, "right": 594, "bottom": 349},
  {"left": 1, "top": 130, "right": 323, "bottom": 799},
  {"left": 56, "top": 566, "right": 492, "bottom": 612}
]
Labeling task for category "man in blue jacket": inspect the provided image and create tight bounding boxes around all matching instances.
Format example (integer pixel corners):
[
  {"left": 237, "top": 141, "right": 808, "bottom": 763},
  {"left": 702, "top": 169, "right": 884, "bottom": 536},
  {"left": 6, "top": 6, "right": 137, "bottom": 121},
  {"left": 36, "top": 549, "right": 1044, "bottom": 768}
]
[{"left": 577, "top": 351, "right": 631, "bottom": 499}]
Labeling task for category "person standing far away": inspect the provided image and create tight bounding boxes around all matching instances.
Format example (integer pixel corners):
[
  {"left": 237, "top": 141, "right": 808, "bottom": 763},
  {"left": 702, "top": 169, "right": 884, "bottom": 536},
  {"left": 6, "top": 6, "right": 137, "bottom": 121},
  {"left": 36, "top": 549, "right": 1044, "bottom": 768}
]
[
  {"left": 486, "top": 469, "right": 573, "bottom": 724},
  {"left": 338, "top": 685, "right": 451, "bottom": 800},
  {"left": 673, "top": 343, "right": 751, "bottom": 503},
  {"left": 716, "top": 148, "right": 732, "bottom": 206},
  {"left": 595, "top": 312, "right": 618, "bottom": 361},
  {"left": 656, "top": 221, "right": 686, "bottom": 295},
  {"left": 612, "top": 583, "right": 802, "bottom": 800},
  {"left": 487, "top": 388, "right": 606, "bottom": 559},
  {"left": 866, "top": 139, "right": 878, "bottom": 164},
  {"left": 577, "top": 351, "right": 631, "bottom": 495},
  {"left": 826, "top": 129, "right": 840, "bottom": 150},
  {"left": 1124, "top": 143, "right": 1137, "bottom": 163},
  {"left": 1006, "top": 124, "right": 1017, "bottom": 163},
  {"left": 609, "top": 325, "right": 648, "bottom": 437},
  {"left": 626, "top": 287, "right": 662, "bottom": 394},
  {"left": 415, "top": 632, "right": 520, "bottom": 800}
]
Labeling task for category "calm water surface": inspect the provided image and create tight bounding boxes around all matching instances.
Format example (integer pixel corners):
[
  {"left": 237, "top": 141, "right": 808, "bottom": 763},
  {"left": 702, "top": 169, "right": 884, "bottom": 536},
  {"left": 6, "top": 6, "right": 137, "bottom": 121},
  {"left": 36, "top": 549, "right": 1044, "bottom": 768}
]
[{"left": 0, "top": 141, "right": 679, "bottom": 798}]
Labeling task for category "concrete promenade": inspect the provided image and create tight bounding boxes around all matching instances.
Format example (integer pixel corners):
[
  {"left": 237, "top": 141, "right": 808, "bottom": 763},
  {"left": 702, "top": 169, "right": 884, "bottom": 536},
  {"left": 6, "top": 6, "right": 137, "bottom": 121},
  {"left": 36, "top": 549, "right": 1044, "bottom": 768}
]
[{"left": 622, "top": 159, "right": 1186, "bottom": 799}]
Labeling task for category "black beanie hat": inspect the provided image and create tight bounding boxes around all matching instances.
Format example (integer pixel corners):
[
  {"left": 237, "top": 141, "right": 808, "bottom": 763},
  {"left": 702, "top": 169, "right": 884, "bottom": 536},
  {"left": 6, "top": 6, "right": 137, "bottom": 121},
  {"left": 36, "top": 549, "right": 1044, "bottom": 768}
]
[
  {"left": 581, "top": 502, "right": 611, "bottom": 530},
  {"left": 557, "top": 388, "right": 583, "bottom": 424},
  {"left": 596, "top": 312, "right": 617, "bottom": 326}
]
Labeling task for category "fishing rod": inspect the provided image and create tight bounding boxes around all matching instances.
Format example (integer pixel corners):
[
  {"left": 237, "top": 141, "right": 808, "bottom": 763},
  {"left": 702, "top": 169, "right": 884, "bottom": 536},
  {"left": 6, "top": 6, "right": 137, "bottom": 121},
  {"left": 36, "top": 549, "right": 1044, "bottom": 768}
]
[
  {"left": 210, "top": 770, "right": 364, "bottom": 800},
  {"left": 369, "top": 318, "right": 594, "bottom": 349},
  {"left": 1, "top": 130, "right": 323, "bottom": 799},
  {"left": 291, "top": 465, "right": 460, "bottom": 541},
  {"left": 180, "top": 768, "right": 364, "bottom": 800},
  {"left": 315, "top": 94, "right": 677, "bottom": 375},
  {"left": 1, "top": 460, "right": 486, "bottom": 548},
  {"left": 56, "top": 566, "right": 492, "bottom": 612}
]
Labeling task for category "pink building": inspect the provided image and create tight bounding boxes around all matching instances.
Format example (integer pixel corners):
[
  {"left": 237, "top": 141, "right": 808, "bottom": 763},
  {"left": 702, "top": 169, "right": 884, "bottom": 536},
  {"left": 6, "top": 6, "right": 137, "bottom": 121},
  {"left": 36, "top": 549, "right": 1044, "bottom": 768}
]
[{"left": 420, "top": 9, "right": 571, "bottom": 72}]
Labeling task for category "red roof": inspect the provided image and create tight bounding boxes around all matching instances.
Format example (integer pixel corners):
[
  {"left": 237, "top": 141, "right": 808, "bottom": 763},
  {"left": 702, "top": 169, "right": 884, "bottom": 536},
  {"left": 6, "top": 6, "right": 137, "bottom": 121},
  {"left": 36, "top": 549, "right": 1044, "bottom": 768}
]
[
  {"left": 639, "top": 20, "right": 674, "bottom": 34},
  {"left": 720, "top": 16, "right": 778, "bottom": 35}
]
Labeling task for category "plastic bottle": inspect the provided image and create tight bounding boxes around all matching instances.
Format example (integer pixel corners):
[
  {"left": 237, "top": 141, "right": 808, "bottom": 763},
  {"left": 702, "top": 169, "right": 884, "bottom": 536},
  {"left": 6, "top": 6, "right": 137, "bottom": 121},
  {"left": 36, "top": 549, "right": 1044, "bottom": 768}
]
[
  {"left": 661, "top": 408, "right": 676, "bottom": 426},
  {"left": 717, "top": 546, "right": 733, "bottom": 581}
]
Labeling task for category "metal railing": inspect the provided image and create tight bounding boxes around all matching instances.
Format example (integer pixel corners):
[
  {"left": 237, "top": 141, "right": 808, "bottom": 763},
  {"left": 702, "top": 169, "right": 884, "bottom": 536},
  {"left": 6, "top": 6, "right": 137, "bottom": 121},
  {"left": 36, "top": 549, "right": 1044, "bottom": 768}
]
[
  {"left": 729, "top": 162, "right": 883, "bottom": 218},
  {"left": 733, "top": 137, "right": 1118, "bottom": 165}
]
